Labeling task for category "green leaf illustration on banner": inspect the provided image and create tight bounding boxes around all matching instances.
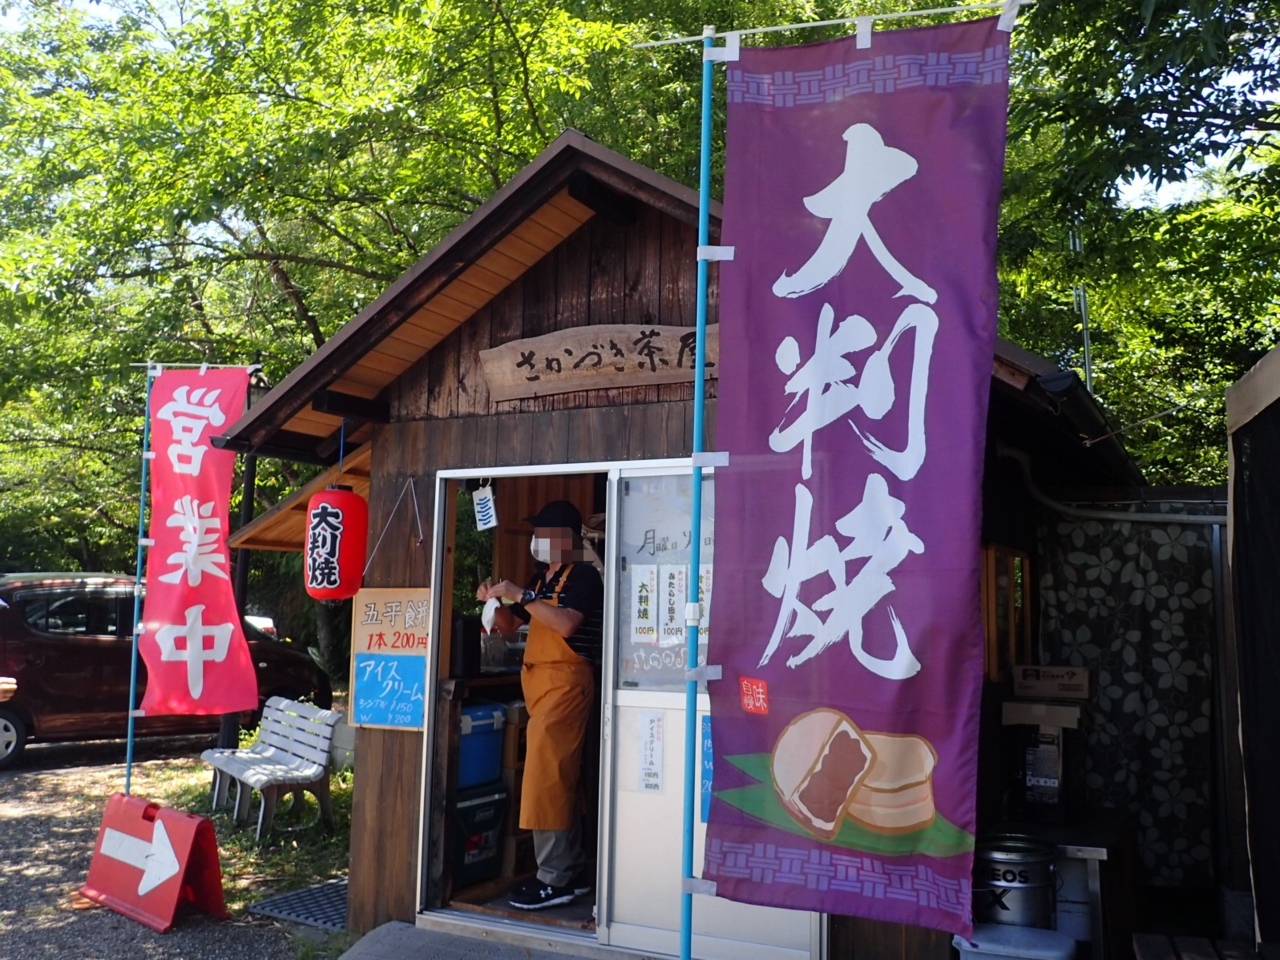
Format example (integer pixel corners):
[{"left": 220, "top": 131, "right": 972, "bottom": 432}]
[{"left": 718, "top": 754, "right": 974, "bottom": 859}]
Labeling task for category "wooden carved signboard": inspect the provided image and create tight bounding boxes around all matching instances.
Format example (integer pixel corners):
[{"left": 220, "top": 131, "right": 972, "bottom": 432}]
[{"left": 479, "top": 324, "right": 720, "bottom": 402}]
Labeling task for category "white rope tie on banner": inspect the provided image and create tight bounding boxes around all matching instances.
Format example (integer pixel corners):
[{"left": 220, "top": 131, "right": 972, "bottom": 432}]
[
  {"left": 697, "top": 245, "right": 735, "bottom": 261},
  {"left": 363, "top": 477, "right": 426, "bottom": 576},
  {"left": 635, "top": 0, "right": 1035, "bottom": 48},
  {"left": 703, "top": 27, "right": 739, "bottom": 62},
  {"left": 683, "top": 878, "right": 718, "bottom": 896},
  {"left": 691, "top": 451, "right": 729, "bottom": 468},
  {"left": 997, "top": 0, "right": 1023, "bottom": 31},
  {"left": 856, "top": 17, "right": 873, "bottom": 48}
]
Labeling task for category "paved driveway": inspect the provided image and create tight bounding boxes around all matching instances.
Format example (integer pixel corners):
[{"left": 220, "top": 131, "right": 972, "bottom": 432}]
[{"left": 0, "top": 735, "right": 296, "bottom": 960}]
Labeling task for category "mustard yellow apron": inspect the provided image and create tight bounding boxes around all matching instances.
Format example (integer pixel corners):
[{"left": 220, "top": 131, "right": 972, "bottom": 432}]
[{"left": 519, "top": 564, "right": 596, "bottom": 832}]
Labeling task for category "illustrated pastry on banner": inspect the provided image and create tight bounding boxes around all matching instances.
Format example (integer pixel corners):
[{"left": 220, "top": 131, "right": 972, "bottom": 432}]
[
  {"left": 771, "top": 709, "right": 938, "bottom": 840},
  {"left": 846, "top": 731, "right": 939, "bottom": 834},
  {"left": 772, "top": 709, "right": 877, "bottom": 841}
]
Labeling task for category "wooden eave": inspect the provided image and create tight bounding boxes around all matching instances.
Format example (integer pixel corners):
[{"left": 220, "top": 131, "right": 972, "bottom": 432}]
[
  {"left": 1227, "top": 346, "right": 1280, "bottom": 435},
  {"left": 229, "top": 443, "right": 373, "bottom": 551},
  {"left": 992, "top": 337, "right": 1058, "bottom": 390},
  {"left": 215, "top": 130, "right": 713, "bottom": 463}
]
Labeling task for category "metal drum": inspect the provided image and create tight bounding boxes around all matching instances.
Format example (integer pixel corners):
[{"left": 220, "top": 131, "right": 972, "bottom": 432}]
[{"left": 972, "top": 835, "right": 1057, "bottom": 929}]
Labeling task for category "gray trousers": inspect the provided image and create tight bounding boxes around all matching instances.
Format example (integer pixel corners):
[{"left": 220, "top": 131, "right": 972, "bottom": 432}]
[{"left": 533, "top": 820, "right": 584, "bottom": 887}]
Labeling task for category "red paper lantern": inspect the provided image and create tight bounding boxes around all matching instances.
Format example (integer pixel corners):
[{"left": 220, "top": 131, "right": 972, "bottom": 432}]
[{"left": 304, "top": 485, "right": 368, "bottom": 600}]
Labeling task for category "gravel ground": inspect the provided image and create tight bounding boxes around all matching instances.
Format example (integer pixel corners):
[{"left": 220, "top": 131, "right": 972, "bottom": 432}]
[{"left": 0, "top": 735, "right": 299, "bottom": 960}]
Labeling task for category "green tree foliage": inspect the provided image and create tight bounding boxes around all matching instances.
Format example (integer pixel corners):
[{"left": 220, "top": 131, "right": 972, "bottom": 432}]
[
  {"left": 0, "top": 0, "right": 636, "bottom": 578},
  {"left": 0, "top": 0, "right": 1275, "bottom": 595},
  {"left": 1001, "top": 159, "right": 1280, "bottom": 485},
  {"left": 0, "top": 0, "right": 869, "bottom": 579},
  {"left": 1016, "top": 0, "right": 1280, "bottom": 203}
]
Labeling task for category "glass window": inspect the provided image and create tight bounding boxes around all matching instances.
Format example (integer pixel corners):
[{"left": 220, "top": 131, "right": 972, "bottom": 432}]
[
  {"left": 23, "top": 592, "right": 90, "bottom": 635},
  {"left": 615, "top": 473, "right": 714, "bottom": 691},
  {"left": 21, "top": 590, "right": 132, "bottom": 638},
  {"left": 114, "top": 593, "right": 136, "bottom": 639}
]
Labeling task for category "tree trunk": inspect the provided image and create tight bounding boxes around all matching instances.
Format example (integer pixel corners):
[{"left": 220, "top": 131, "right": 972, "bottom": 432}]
[{"left": 313, "top": 598, "right": 350, "bottom": 681}]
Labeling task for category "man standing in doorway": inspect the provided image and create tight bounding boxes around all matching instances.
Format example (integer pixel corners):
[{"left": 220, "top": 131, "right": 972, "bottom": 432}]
[{"left": 477, "top": 499, "right": 603, "bottom": 910}]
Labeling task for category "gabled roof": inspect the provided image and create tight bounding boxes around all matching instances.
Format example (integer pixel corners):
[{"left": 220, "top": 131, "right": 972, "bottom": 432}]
[{"left": 215, "top": 129, "right": 713, "bottom": 465}]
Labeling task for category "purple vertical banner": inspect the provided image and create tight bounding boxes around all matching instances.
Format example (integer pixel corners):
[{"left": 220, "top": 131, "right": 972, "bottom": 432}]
[{"left": 703, "top": 18, "right": 1009, "bottom": 937}]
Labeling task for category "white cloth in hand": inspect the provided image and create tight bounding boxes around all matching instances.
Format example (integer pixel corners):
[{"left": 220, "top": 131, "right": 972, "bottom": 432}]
[{"left": 480, "top": 597, "right": 502, "bottom": 633}]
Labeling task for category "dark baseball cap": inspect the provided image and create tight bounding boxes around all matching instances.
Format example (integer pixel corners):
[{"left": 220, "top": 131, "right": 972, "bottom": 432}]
[{"left": 523, "top": 499, "right": 582, "bottom": 531}]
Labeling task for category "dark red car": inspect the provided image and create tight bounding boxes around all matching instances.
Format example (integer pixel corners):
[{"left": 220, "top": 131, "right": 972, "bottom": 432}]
[{"left": 0, "top": 573, "right": 332, "bottom": 770}]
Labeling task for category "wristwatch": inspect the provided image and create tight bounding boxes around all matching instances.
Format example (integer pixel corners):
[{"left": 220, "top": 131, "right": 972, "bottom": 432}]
[{"left": 520, "top": 588, "right": 537, "bottom": 604}]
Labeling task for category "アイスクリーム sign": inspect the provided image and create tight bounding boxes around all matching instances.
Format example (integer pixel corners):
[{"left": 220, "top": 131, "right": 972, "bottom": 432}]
[{"left": 348, "top": 587, "right": 432, "bottom": 729}]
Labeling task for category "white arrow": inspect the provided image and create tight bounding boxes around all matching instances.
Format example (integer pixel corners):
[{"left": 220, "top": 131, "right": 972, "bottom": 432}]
[{"left": 101, "top": 820, "right": 181, "bottom": 896}]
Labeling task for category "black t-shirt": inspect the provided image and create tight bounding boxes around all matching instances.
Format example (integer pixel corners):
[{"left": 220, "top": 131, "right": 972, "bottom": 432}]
[{"left": 512, "top": 562, "right": 604, "bottom": 664}]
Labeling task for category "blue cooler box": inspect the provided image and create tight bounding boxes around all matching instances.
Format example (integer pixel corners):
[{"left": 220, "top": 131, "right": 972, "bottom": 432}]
[{"left": 459, "top": 703, "right": 505, "bottom": 789}]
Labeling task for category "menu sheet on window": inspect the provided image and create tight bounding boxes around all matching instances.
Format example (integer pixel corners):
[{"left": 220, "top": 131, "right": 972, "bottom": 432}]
[{"left": 616, "top": 474, "right": 715, "bottom": 691}]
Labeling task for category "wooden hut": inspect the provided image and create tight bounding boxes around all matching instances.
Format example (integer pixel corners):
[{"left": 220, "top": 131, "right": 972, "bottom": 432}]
[{"left": 220, "top": 131, "right": 1191, "bottom": 960}]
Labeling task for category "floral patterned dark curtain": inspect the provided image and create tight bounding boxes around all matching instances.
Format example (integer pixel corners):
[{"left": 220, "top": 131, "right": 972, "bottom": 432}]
[{"left": 1038, "top": 509, "right": 1221, "bottom": 888}]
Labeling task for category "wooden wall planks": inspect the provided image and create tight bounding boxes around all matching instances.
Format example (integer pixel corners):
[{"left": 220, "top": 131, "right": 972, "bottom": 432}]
[
  {"left": 659, "top": 209, "right": 696, "bottom": 329},
  {"left": 349, "top": 426, "right": 436, "bottom": 933},
  {"left": 389, "top": 206, "right": 713, "bottom": 424},
  {"left": 345, "top": 396, "right": 716, "bottom": 932},
  {"left": 425, "top": 325, "right": 459, "bottom": 421},
  {"left": 454, "top": 303, "right": 492, "bottom": 417},
  {"left": 828, "top": 916, "right": 952, "bottom": 960},
  {"left": 521, "top": 241, "right": 558, "bottom": 338},
  {"left": 589, "top": 213, "right": 628, "bottom": 326},
  {"left": 556, "top": 224, "right": 592, "bottom": 332}
]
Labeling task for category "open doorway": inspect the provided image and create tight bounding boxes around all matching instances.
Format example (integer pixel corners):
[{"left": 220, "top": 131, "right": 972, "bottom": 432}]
[{"left": 430, "top": 470, "right": 607, "bottom": 933}]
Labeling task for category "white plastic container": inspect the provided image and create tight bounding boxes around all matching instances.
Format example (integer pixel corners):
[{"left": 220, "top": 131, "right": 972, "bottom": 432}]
[
  {"left": 1056, "top": 901, "right": 1090, "bottom": 942},
  {"left": 954, "top": 924, "right": 1076, "bottom": 960}
]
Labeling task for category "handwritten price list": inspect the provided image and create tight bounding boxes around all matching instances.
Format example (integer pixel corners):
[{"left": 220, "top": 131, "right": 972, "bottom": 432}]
[{"left": 348, "top": 587, "right": 432, "bottom": 730}]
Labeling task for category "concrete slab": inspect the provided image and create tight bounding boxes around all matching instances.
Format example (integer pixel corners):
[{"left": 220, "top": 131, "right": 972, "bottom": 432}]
[{"left": 340, "top": 922, "right": 600, "bottom": 960}]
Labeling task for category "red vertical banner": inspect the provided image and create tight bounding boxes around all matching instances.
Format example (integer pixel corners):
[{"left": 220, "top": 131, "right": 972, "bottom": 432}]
[
  {"left": 704, "top": 19, "right": 1010, "bottom": 936},
  {"left": 139, "top": 368, "right": 257, "bottom": 716}
]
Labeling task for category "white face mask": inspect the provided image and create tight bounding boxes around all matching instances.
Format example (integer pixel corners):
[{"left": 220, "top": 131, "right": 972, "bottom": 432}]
[{"left": 530, "top": 535, "right": 552, "bottom": 564}]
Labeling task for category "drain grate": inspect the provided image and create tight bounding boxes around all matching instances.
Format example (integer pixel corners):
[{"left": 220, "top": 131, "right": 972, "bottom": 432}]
[{"left": 249, "top": 878, "right": 348, "bottom": 931}]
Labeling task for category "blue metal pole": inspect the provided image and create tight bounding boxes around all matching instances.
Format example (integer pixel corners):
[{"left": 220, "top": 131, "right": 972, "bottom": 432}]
[
  {"left": 125, "top": 364, "right": 157, "bottom": 795},
  {"left": 681, "top": 27, "right": 716, "bottom": 960}
]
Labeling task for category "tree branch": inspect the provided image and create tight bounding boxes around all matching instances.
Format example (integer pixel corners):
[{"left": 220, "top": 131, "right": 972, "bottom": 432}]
[
  {"left": 492, "top": 0, "right": 548, "bottom": 143},
  {"left": 253, "top": 223, "right": 327, "bottom": 349},
  {"left": 184, "top": 239, "right": 396, "bottom": 281},
  {"left": 372, "top": 208, "right": 420, "bottom": 258},
  {"left": 4, "top": 436, "right": 135, "bottom": 458},
  {"left": 303, "top": 212, "right": 383, "bottom": 257}
]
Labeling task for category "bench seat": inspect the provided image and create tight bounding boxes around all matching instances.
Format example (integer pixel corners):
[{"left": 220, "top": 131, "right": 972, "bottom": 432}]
[{"left": 202, "top": 696, "right": 344, "bottom": 841}]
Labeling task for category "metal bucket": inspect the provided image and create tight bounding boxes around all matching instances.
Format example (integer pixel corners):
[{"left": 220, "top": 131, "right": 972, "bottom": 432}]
[{"left": 972, "top": 835, "right": 1057, "bottom": 929}]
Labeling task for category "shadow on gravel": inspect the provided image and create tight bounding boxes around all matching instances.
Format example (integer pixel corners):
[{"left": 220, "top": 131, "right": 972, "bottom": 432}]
[
  {"left": 0, "top": 736, "right": 296, "bottom": 960},
  {"left": 12, "top": 734, "right": 219, "bottom": 774}
]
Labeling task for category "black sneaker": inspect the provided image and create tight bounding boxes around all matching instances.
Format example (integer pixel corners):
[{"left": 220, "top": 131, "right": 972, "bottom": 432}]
[
  {"left": 509, "top": 878, "right": 576, "bottom": 911},
  {"left": 572, "top": 869, "right": 593, "bottom": 896}
]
